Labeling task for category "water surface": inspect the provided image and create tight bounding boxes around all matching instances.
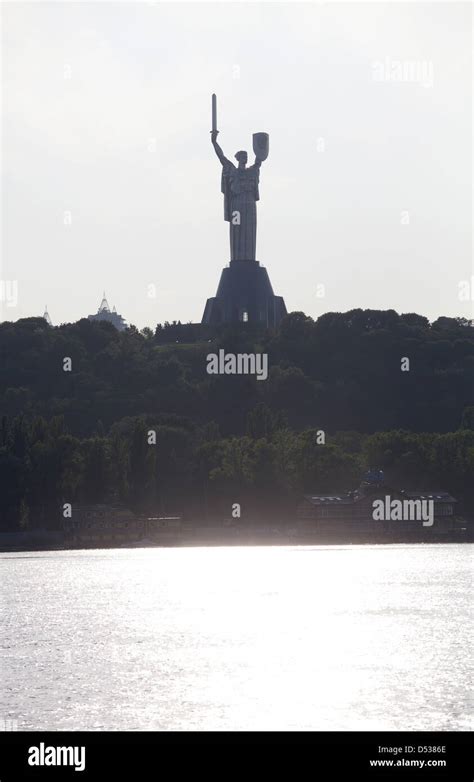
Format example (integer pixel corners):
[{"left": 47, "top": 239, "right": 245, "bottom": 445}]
[{"left": 1, "top": 544, "right": 471, "bottom": 730}]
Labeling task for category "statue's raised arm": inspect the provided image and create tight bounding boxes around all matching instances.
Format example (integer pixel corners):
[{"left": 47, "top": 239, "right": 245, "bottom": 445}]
[{"left": 211, "top": 130, "right": 229, "bottom": 166}]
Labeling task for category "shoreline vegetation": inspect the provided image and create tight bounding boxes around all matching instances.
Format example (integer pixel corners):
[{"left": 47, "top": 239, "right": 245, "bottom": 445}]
[{"left": 1, "top": 309, "right": 473, "bottom": 547}]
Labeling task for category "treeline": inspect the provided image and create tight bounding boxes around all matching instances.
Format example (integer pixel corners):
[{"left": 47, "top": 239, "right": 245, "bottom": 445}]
[
  {"left": 1, "top": 310, "right": 473, "bottom": 436},
  {"left": 1, "top": 412, "right": 473, "bottom": 531},
  {"left": 0, "top": 309, "right": 473, "bottom": 529}
]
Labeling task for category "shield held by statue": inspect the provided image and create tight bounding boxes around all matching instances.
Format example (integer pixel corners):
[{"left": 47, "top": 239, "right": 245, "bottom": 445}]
[{"left": 253, "top": 132, "right": 269, "bottom": 161}]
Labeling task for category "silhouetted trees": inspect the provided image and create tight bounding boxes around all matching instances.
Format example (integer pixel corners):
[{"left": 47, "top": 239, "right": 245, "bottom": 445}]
[{"left": 0, "top": 309, "right": 473, "bottom": 530}]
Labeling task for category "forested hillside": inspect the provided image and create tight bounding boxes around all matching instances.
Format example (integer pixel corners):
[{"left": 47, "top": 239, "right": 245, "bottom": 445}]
[{"left": 1, "top": 310, "right": 473, "bottom": 529}]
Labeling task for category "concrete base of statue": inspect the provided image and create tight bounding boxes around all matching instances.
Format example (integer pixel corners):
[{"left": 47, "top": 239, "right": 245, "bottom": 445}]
[{"left": 202, "top": 260, "right": 287, "bottom": 328}]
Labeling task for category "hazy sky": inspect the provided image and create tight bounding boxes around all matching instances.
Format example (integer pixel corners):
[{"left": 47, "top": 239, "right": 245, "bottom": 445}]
[{"left": 1, "top": 1, "right": 472, "bottom": 327}]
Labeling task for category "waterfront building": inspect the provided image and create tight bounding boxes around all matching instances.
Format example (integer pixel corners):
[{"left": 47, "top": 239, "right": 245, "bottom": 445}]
[
  {"left": 297, "top": 477, "right": 460, "bottom": 537},
  {"left": 62, "top": 505, "right": 143, "bottom": 546}
]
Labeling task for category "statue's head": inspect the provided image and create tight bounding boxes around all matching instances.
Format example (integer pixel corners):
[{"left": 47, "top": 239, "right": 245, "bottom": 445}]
[{"left": 235, "top": 150, "right": 248, "bottom": 167}]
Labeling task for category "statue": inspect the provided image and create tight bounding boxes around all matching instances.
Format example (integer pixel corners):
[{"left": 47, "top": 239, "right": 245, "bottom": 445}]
[
  {"left": 202, "top": 95, "right": 286, "bottom": 328},
  {"left": 210, "top": 94, "right": 269, "bottom": 262}
]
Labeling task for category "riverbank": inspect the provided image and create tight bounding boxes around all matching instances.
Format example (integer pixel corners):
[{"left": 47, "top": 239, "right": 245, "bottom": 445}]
[{"left": 0, "top": 525, "right": 469, "bottom": 552}]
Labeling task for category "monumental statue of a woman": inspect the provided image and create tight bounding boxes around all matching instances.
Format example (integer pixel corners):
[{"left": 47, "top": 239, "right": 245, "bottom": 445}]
[
  {"left": 211, "top": 129, "right": 268, "bottom": 262},
  {"left": 202, "top": 96, "right": 285, "bottom": 327}
]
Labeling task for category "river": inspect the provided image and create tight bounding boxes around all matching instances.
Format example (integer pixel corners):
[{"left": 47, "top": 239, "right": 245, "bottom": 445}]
[{"left": 1, "top": 544, "right": 471, "bottom": 730}]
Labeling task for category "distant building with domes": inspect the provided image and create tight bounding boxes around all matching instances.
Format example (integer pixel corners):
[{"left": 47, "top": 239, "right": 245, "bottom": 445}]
[
  {"left": 87, "top": 293, "right": 127, "bottom": 331},
  {"left": 43, "top": 306, "right": 53, "bottom": 326}
]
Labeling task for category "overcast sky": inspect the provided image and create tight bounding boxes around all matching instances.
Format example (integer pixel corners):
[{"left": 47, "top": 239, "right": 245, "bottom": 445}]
[{"left": 1, "top": 1, "right": 472, "bottom": 328}]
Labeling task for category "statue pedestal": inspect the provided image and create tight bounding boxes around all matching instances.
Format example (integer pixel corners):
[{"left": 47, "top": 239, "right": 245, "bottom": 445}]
[{"left": 202, "top": 260, "right": 287, "bottom": 328}]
